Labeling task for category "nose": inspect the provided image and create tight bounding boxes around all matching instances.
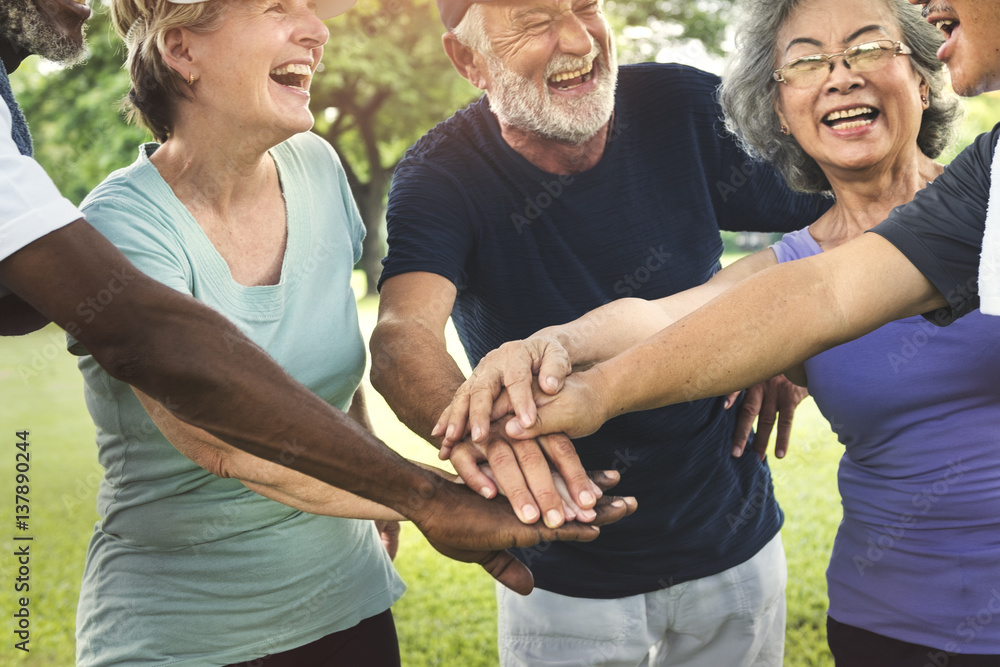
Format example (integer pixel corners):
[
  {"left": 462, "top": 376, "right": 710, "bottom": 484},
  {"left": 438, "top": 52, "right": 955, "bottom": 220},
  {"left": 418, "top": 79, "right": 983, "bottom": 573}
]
[
  {"left": 297, "top": 7, "right": 331, "bottom": 48},
  {"left": 825, "top": 56, "right": 865, "bottom": 93},
  {"left": 555, "top": 13, "right": 595, "bottom": 56}
]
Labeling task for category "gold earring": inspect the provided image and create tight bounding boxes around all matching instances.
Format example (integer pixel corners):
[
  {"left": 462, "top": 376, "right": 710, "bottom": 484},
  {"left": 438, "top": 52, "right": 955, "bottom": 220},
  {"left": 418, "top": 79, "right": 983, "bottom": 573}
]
[{"left": 187, "top": 72, "right": 196, "bottom": 87}]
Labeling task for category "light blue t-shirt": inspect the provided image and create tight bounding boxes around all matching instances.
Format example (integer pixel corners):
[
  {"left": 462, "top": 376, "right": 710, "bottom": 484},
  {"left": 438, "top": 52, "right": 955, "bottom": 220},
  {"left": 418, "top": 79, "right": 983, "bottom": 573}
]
[
  {"left": 71, "top": 132, "right": 405, "bottom": 666},
  {"left": 773, "top": 227, "right": 1000, "bottom": 654}
]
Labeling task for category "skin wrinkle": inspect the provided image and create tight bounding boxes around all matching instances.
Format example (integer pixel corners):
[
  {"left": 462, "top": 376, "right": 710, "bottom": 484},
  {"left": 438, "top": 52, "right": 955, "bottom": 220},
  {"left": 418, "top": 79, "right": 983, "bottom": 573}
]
[{"left": 0, "top": 0, "right": 88, "bottom": 64}]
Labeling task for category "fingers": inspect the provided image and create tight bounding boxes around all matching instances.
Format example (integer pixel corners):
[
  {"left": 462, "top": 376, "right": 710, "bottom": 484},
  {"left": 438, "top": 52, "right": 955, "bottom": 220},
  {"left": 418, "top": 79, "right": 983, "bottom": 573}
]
[
  {"left": 752, "top": 382, "right": 779, "bottom": 462},
  {"left": 774, "top": 381, "right": 807, "bottom": 459},
  {"left": 538, "top": 433, "right": 599, "bottom": 510},
  {"left": 508, "top": 437, "right": 569, "bottom": 528},
  {"left": 590, "top": 495, "right": 637, "bottom": 526},
  {"left": 479, "top": 550, "right": 535, "bottom": 596},
  {"left": 730, "top": 385, "right": 760, "bottom": 458},
  {"left": 536, "top": 342, "right": 572, "bottom": 396},
  {"left": 723, "top": 390, "right": 741, "bottom": 410},
  {"left": 450, "top": 443, "right": 498, "bottom": 499},
  {"left": 483, "top": 438, "right": 542, "bottom": 524}
]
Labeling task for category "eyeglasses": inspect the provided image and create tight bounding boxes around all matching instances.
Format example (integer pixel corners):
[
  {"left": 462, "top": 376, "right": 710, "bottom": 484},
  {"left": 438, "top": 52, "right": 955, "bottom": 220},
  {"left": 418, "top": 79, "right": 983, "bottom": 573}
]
[{"left": 772, "top": 40, "right": 913, "bottom": 88}]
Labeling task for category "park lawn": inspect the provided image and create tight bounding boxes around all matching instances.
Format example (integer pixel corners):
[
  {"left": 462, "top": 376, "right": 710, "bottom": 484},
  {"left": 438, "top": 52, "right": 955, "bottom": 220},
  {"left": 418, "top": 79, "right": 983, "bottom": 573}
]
[{"left": 0, "top": 296, "right": 841, "bottom": 666}]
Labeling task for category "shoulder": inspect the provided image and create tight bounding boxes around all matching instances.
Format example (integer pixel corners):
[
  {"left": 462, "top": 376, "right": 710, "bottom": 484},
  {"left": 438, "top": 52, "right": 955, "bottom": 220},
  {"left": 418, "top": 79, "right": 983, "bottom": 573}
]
[
  {"left": 617, "top": 62, "right": 721, "bottom": 107},
  {"left": 80, "top": 145, "right": 186, "bottom": 252},
  {"left": 273, "top": 131, "right": 345, "bottom": 175},
  {"left": 397, "top": 96, "right": 490, "bottom": 170}
]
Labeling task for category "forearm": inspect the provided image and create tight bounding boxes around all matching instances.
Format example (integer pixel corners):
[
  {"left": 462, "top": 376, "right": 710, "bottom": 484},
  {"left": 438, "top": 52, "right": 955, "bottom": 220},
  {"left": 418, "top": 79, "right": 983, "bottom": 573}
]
[
  {"left": 594, "top": 236, "right": 945, "bottom": 416},
  {"left": 135, "top": 387, "right": 405, "bottom": 520},
  {"left": 370, "top": 318, "right": 465, "bottom": 443},
  {"left": 547, "top": 251, "right": 778, "bottom": 368}
]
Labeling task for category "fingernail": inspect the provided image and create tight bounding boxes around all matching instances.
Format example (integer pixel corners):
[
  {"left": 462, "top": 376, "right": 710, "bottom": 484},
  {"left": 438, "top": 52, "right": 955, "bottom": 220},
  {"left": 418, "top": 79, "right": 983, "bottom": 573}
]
[
  {"left": 472, "top": 425, "right": 483, "bottom": 441},
  {"left": 522, "top": 505, "right": 539, "bottom": 522},
  {"left": 545, "top": 376, "right": 558, "bottom": 390},
  {"left": 731, "top": 446, "right": 742, "bottom": 457},
  {"left": 579, "top": 490, "right": 595, "bottom": 506},
  {"left": 445, "top": 424, "right": 454, "bottom": 441},
  {"left": 545, "top": 510, "right": 562, "bottom": 527},
  {"left": 520, "top": 413, "right": 533, "bottom": 428},
  {"left": 580, "top": 509, "right": 596, "bottom": 521},
  {"left": 481, "top": 487, "right": 494, "bottom": 498},
  {"left": 612, "top": 499, "right": 625, "bottom": 508},
  {"left": 431, "top": 423, "right": 442, "bottom": 436},
  {"left": 507, "top": 422, "right": 525, "bottom": 437}
]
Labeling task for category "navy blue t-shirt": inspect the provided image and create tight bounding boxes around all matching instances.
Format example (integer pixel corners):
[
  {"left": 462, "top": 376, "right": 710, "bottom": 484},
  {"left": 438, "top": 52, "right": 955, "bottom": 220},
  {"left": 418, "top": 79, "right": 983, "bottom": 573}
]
[{"left": 382, "top": 63, "right": 828, "bottom": 598}]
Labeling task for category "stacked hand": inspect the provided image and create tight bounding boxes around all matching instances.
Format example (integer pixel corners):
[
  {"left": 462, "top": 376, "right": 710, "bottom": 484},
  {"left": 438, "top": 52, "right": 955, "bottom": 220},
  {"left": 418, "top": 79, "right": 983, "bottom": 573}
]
[{"left": 433, "top": 336, "right": 807, "bottom": 500}]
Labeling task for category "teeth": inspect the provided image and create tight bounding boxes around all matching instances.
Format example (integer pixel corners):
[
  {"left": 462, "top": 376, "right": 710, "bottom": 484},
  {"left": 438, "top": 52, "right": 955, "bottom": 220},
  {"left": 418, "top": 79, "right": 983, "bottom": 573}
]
[
  {"left": 824, "top": 106, "right": 873, "bottom": 122},
  {"left": 270, "top": 63, "right": 312, "bottom": 77},
  {"left": 934, "top": 19, "right": 956, "bottom": 31},
  {"left": 832, "top": 119, "right": 872, "bottom": 130},
  {"left": 549, "top": 61, "right": 594, "bottom": 83}
]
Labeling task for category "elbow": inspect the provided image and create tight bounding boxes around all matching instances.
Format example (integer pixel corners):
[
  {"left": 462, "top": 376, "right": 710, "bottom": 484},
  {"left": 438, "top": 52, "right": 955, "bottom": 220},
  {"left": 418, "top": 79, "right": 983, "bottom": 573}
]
[{"left": 368, "top": 323, "right": 398, "bottom": 396}]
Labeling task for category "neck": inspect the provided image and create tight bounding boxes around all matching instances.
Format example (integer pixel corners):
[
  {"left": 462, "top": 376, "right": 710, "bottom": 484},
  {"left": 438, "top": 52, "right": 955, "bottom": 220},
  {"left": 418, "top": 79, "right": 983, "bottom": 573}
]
[
  {"left": 498, "top": 117, "right": 610, "bottom": 175},
  {"left": 812, "top": 152, "right": 943, "bottom": 248},
  {"left": 0, "top": 36, "right": 28, "bottom": 73},
  {"left": 150, "top": 121, "right": 281, "bottom": 219}
]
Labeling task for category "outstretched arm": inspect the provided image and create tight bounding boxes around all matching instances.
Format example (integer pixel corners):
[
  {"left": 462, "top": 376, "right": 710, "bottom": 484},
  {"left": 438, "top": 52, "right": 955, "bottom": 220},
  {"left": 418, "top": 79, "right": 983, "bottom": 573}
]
[
  {"left": 0, "top": 221, "right": 634, "bottom": 594},
  {"left": 506, "top": 233, "right": 945, "bottom": 440}
]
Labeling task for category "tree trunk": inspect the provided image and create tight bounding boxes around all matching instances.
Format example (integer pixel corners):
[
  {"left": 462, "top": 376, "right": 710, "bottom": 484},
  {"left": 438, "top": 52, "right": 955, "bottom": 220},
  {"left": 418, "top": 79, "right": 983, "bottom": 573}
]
[{"left": 356, "top": 173, "right": 390, "bottom": 297}]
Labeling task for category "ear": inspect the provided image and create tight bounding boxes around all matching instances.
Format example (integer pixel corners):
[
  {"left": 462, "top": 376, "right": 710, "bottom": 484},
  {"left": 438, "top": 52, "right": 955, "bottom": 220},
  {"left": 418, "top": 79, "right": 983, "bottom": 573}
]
[
  {"left": 774, "top": 103, "right": 791, "bottom": 134},
  {"left": 442, "top": 32, "right": 489, "bottom": 90},
  {"left": 160, "top": 27, "right": 196, "bottom": 82}
]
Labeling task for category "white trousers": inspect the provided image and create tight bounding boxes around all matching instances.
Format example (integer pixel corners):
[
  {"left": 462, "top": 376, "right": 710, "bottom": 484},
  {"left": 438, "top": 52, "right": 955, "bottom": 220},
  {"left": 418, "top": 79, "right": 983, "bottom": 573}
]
[{"left": 496, "top": 533, "right": 786, "bottom": 667}]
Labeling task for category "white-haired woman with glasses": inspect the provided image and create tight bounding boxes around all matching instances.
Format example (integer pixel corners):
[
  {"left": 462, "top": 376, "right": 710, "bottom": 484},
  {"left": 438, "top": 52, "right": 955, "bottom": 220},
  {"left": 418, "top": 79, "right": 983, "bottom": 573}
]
[
  {"left": 435, "top": 0, "right": 1000, "bottom": 663},
  {"left": 70, "top": 1, "right": 412, "bottom": 665}
]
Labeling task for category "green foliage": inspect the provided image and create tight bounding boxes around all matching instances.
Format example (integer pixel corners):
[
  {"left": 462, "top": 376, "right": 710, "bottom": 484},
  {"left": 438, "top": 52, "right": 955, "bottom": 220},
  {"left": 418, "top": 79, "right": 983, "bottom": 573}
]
[{"left": 609, "top": 0, "right": 736, "bottom": 56}]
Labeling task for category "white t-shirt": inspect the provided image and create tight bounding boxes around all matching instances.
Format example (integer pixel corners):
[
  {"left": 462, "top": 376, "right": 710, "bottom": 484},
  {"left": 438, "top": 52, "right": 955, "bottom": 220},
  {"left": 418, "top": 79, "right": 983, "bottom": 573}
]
[{"left": 0, "top": 96, "right": 81, "bottom": 297}]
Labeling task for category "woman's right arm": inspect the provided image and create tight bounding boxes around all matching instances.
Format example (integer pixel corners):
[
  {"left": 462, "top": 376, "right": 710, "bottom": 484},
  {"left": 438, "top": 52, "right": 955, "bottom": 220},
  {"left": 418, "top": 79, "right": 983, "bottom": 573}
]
[{"left": 436, "top": 249, "right": 780, "bottom": 447}]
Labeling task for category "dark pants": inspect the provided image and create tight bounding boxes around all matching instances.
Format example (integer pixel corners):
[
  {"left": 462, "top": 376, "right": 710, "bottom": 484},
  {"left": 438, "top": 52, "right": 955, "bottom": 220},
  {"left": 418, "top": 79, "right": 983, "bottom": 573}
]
[
  {"left": 828, "top": 615, "right": 1000, "bottom": 667},
  {"left": 226, "top": 609, "right": 400, "bottom": 667}
]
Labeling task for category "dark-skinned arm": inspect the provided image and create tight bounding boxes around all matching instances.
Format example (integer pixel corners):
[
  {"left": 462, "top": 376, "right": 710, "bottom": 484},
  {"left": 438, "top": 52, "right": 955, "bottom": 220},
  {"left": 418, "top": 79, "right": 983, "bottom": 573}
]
[{"left": 0, "top": 220, "right": 635, "bottom": 593}]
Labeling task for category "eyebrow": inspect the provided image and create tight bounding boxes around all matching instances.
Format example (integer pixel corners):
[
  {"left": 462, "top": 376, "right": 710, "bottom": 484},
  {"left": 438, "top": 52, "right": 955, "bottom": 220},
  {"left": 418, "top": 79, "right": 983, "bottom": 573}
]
[{"left": 784, "top": 25, "right": 890, "bottom": 54}]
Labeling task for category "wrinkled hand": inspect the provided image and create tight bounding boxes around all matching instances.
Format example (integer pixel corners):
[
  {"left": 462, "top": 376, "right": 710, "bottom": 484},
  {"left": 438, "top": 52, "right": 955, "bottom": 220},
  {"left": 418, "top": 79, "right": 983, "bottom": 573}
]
[
  {"left": 504, "top": 370, "right": 612, "bottom": 441},
  {"left": 726, "top": 375, "right": 808, "bottom": 460},
  {"left": 375, "top": 520, "right": 400, "bottom": 560},
  {"left": 410, "top": 474, "right": 637, "bottom": 595},
  {"left": 446, "top": 417, "right": 600, "bottom": 528},
  {"left": 433, "top": 336, "right": 572, "bottom": 451}
]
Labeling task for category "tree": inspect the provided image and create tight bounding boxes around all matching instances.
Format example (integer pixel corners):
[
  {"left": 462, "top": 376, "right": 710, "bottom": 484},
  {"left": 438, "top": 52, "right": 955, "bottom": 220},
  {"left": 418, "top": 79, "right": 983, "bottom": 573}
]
[{"left": 311, "top": 0, "right": 478, "bottom": 295}]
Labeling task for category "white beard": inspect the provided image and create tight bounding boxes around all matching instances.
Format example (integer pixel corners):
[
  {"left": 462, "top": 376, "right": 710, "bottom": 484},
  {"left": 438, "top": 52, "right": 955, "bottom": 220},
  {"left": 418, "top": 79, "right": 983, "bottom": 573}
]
[
  {"left": 0, "top": 0, "right": 88, "bottom": 65},
  {"left": 485, "top": 32, "right": 618, "bottom": 146}
]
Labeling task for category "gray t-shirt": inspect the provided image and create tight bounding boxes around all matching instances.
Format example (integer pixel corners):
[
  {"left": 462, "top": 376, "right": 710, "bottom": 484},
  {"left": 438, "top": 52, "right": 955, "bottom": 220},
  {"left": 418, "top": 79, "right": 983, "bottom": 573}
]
[{"left": 871, "top": 125, "right": 1000, "bottom": 324}]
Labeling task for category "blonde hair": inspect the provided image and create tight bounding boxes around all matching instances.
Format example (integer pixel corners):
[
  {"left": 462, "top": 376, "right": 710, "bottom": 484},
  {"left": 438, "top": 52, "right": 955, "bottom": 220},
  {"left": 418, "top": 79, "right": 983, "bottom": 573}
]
[{"left": 110, "top": 0, "right": 230, "bottom": 142}]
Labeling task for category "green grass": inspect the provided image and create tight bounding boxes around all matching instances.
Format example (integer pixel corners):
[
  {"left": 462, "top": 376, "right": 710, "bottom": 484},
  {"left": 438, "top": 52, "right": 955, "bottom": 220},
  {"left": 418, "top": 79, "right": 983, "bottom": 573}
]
[{"left": 0, "top": 297, "right": 842, "bottom": 666}]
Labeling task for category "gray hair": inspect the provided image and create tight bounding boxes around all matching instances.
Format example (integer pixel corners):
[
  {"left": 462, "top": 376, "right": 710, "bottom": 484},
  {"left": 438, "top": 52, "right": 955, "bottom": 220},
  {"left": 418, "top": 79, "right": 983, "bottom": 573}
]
[
  {"left": 451, "top": 2, "right": 489, "bottom": 54},
  {"left": 720, "top": 0, "right": 961, "bottom": 194}
]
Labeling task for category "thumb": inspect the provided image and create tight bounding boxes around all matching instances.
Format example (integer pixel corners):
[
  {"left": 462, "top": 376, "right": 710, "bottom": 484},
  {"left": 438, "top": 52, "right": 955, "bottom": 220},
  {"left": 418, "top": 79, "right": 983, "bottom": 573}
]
[{"left": 480, "top": 550, "right": 534, "bottom": 595}]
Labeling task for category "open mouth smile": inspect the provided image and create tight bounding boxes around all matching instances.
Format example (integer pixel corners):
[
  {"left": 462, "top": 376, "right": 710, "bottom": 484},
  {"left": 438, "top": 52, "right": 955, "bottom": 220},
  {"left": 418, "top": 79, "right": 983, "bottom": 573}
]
[
  {"left": 547, "top": 61, "right": 595, "bottom": 91},
  {"left": 269, "top": 64, "right": 312, "bottom": 92},
  {"left": 823, "top": 106, "right": 880, "bottom": 130}
]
